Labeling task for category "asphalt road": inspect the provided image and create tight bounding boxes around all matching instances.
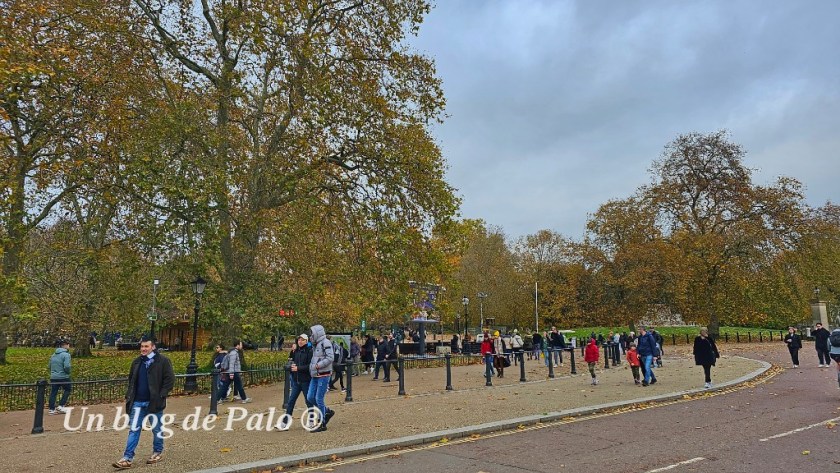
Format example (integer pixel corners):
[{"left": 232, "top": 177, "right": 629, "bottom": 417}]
[{"left": 298, "top": 348, "right": 840, "bottom": 473}]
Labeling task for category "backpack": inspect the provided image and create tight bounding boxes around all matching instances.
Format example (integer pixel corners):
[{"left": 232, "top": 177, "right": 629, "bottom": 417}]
[
  {"left": 333, "top": 343, "right": 347, "bottom": 364},
  {"left": 830, "top": 331, "right": 840, "bottom": 348}
]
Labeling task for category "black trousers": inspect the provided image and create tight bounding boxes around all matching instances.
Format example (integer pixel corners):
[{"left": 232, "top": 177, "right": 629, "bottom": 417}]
[
  {"left": 702, "top": 364, "right": 713, "bottom": 383},
  {"left": 817, "top": 348, "right": 830, "bottom": 365},
  {"left": 789, "top": 348, "right": 800, "bottom": 366}
]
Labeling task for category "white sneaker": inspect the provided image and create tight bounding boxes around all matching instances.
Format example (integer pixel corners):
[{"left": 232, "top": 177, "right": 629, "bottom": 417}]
[
  {"left": 233, "top": 395, "right": 241, "bottom": 400},
  {"left": 56, "top": 405, "right": 68, "bottom": 413},
  {"left": 704, "top": 382, "right": 711, "bottom": 389},
  {"left": 48, "top": 410, "right": 57, "bottom": 415},
  {"left": 594, "top": 378, "right": 598, "bottom": 385},
  {"left": 277, "top": 417, "right": 291, "bottom": 430},
  {"left": 240, "top": 398, "right": 252, "bottom": 404}
]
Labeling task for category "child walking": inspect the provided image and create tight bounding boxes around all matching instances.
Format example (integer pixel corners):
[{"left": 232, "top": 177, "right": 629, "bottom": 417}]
[{"left": 626, "top": 343, "right": 641, "bottom": 385}]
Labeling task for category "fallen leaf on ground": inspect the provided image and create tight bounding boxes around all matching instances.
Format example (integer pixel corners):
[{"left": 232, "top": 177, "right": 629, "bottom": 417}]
[
  {"left": 220, "top": 448, "right": 232, "bottom": 453},
  {"left": 802, "top": 450, "right": 810, "bottom": 455}
]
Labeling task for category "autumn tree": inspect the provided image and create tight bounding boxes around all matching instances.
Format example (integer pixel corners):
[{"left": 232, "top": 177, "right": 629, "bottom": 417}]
[
  {"left": 129, "top": 0, "right": 458, "bottom": 335},
  {"left": 646, "top": 131, "right": 805, "bottom": 337}
]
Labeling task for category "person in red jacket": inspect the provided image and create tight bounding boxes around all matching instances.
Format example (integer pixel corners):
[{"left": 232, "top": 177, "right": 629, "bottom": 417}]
[
  {"left": 584, "top": 338, "right": 600, "bottom": 385},
  {"left": 480, "top": 330, "right": 494, "bottom": 380},
  {"left": 626, "top": 343, "right": 641, "bottom": 385}
]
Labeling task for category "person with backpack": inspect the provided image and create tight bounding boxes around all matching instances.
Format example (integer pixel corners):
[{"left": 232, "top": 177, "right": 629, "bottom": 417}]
[
  {"left": 814, "top": 323, "right": 832, "bottom": 367},
  {"left": 693, "top": 328, "right": 720, "bottom": 389},
  {"left": 783, "top": 326, "right": 803, "bottom": 368},
  {"left": 217, "top": 340, "right": 251, "bottom": 404},
  {"left": 636, "top": 327, "right": 660, "bottom": 386},
  {"left": 307, "top": 324, "right": 334, "bottom": 432},
  {"left": 828, "top": 327, "right": 840, "bottom": 388},
  {"left": 211, "top": 344, "right": 230, "bottom": 401},
  {"left": 329, "top": 337, "right": 348, "bottom": 392},
  {"left": 510, "top": 329, "right": 524, "bottom": 364}
]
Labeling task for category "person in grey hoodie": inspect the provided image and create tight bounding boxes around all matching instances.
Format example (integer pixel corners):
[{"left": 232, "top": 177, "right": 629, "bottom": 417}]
[
  {"left": 48, "top": 340, "right": 72, "bottom": 414},
  {"left": 306, "top": 324, "right": 334, "bottom": 432},
  {"left": 217, "top": 340, "right": 251, "bottom": 404}
]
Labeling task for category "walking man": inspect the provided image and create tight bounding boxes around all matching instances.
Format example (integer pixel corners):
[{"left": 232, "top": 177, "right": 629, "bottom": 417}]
[
  {"left": 813, "top": 322, "right": 831, "bottom": 367},
  {"left": 784, "top": 326, "right": 802, "bottom": 368},
  {"left": 636, "top": 327, "right": 659, "bottom": 386},
  {"left": 281, "top": 334, "right": 314, "bottom": 429},
  {"left": 307, "top": 325, "right": 334, "bottom": 433},
  {"left": 112, "top": 337, "right": 174, "bottom": 469},
  {"left": 48, "top": 339, "right": 72, "bottom": 415}
]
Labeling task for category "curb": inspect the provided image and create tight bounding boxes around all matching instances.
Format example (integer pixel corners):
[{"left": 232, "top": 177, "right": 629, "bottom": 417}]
[{"left": 191, "top": 357, "right": 771, "bottom": 473}]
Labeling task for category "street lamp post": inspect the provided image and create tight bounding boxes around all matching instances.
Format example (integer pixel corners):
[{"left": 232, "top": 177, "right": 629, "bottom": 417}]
[
  {"left": 149, "top": 279, "right": 159, "bottom": 342},
  {"left": 461, "top": 296, "right": 469, "bottom": 339},
  {"left": 183, "top": 276, "right": 206, "bottom": 393},
  {"left": 477, "top": 292, "right": 488, "bottom": 330}
]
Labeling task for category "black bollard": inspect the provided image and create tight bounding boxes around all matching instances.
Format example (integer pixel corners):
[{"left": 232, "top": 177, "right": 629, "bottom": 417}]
[
  {"left": 672, "top": 334, "right": 676, "bottom": 346},
  {"left": 282, "top": 362, "right": 291, "bottom": 410},
  {"left": 445, "top": 353, "right": 453, "bottom": 391},
  {"left": 519, "top": 351, "right": 526, "bottom": 382},
  {"left": 345, "top": 362, "right": 353, "bottom": 402},
  {"left": 547, "top": 354, "right": 555, "bottom": 378},
  {"left": 32, "top": 379, "right": 47, "bottom": 434},
  {"left": 748, "top": 332, "right": 752, "bottom": 343},
  {"left": 760, "top": 331, "right": 763, "bottom": 342},
  {"left": 569, "top": 347, "right": 577, "bottom": 375},
  {"left": 685, "top": 333, "right": 690, "bottom": 344},
  {"left": 737, "top": 333, "right": 740, "bottom": 343},
  {"left": 398, "top": 358, "right": 406, "bottom": 395},
  {"left": 603, "top": 344, "right": 610, "bottom": 369},
  {"left": 209, "top": 369, "right": 220, "bottom": 416}
]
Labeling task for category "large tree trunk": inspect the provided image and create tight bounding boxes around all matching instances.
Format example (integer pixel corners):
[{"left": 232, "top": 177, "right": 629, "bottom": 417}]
[{"left": 708, "top": 314, "right": 721, "bottom": 340}]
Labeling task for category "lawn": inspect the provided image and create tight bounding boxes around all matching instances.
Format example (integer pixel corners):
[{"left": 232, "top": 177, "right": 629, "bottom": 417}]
[{"left": 0, "top": 348, "right": 288, "bottom": 384}]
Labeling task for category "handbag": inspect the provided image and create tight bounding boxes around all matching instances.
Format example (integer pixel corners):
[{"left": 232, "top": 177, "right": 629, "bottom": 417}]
[{"left": 502, "top": 356, "right": 511, "bottom": 368}]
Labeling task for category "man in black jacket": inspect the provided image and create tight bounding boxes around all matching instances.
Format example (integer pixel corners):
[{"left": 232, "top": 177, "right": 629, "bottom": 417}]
[
  {"left": 113, "top": 337, "right": 174, "bottom": 469},
  {"left": 281, "top": 334, "right": 314, "bottom": 429},
  {"left": 384, "top": 333, "right": 399, "bottom": 382},
  {"left": 373, "top": 335, "right": 388, "bottom": 380},
  {"left": 814, "top": 322, "right": 831, "bottom": 367},
  {"left": 549, "top": 327, "right": 565, "bottom": 367}
]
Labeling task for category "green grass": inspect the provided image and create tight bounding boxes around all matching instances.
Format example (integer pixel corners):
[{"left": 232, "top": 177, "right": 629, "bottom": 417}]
[{"left": 0, "top": 348, "right": 288, "bottom": 384}]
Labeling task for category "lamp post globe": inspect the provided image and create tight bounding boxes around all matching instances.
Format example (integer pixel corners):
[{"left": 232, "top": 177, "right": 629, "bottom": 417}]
[{"left": 184, "top": 276, "right": 206, "bottom": 393}]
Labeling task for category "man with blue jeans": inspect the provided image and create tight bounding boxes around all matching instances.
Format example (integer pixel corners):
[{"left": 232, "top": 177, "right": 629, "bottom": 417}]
[
  {"left": 307, "top": 325, "right": 334, "bottom": 433},
  {"left": 113, "top": 338, "right": 174, "bottom": 469},
  {"left": 281, "top": 334, "right": 314, "bottom": 429},
  {"left": 48, "top": 340, "right": 72, "bottom": 414},
  {"left": 636, "top": 327, "right": 659, "bottom": 387}
]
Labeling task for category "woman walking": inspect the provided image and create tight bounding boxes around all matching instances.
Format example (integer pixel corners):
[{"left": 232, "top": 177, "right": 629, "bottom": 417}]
[
  {"left": 783, "top": 326, "right": 802, "bottom": 368},
  {"left": 692, "top": 328, "right": 720, "bottom": 389}
]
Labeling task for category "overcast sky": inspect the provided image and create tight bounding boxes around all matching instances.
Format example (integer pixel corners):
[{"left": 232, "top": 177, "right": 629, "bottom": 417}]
[{"left": 412, "top": 0, "right": 840, "bottom": 240}]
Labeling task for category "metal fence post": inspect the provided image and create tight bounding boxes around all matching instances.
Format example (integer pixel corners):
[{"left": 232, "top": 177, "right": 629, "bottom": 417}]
[
  {"left": 672, "top": 334, "right": 676, "bottom": 346},
  {"left": 685, "top": 333, "right": 689, "bottom": 344},
  {"left": 760, "top": 332, "right": 763, "bottom": 342},
  {"left": 398, "top": 358, "right": 406, "bottom": 395},
  {"left": 345, "top": 362, "right": 353, "bottom": 402},
  {"left": 282, "top": 362, "right": 291, "bottom": 410},
  {"left": 519, "top": 351, "right": 526, "bottom": 382},
  {"left": 547, "top": 354, "right": 555, "bottom": 379},
  {"left": 209, "top": 369, "right": 220, "bottom": 416},
  {"left": 603, "top": 344, "right": 610, "bottom": 369},
  {"left": 748, "top": 332, "right": 752, "bottom": 343},
  {"left": 445, "top": 353, "right": 453, "bottom": 391},
  {"left": 31, "top": 379, "right": 47, "bottom": 434},
  {"left": 725, "top": 333, "right": 729, "bottom": 343},
  {"left": 569, "top": 347, "right": 577, "bottom": 375},
  {"left": 737, "top": 333, "right": 740, "bottom": 343}
]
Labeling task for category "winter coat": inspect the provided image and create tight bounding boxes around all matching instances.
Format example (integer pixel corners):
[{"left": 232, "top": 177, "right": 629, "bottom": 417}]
[
  {"left": 309, "top": 325, "right": 334, "bottom": 377},
  {"left": 814, "top": 327, "right": 831, "bottom": 350},
  {"left": 626, "top": 348, "right": 640, "bottom": 367},
  {"left": 290, "top": 344, "right": 313, "bottom": 383},
  {"left": 376, "top": 339, "right": 389, "bottom": 361},
  {"left": 636, "top": 332, "right": 660, "bottom": 357},
  {"left": 124, "top": 352, "right": 174, "bottom": 414},
  {"left": 511, "top": 334, "right": 524, "bottom": 349},
  {"left": 221, "top": 348, "right": 242, "bottom": 373},
  {"left": 693, "top": 336, "right": 720, "bottom": 366},
  {"left": 213, "top": 351, "right": 228, "bottom": 370},
  {"left": 49, "top": 347, "right": 71, "bottom": 380},
  {"left": 531, "top": 333, "right": 543, "bottom": 348},
  {"left": 584, "top": 339, "right": 600, "bottom": 363},
  {"left": 550, "top": 332, "right": 566, "bottom": 348},
  {"left": 493, "top": 337, "right": 504, "bottom": 356},
  {"left": 480, "top": 339, "right": 493, "bottom": 356},
  {"left": 784, "top": 332, "right": 802, "bottom": 350}
]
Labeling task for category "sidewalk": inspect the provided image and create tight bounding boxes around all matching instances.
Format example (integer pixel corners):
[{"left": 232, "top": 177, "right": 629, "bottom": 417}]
[{"left": 1, "top": 345, "right": 770, "bottom": 472}]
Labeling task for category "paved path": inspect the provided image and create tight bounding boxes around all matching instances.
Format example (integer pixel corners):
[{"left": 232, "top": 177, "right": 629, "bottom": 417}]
[
  {"left": 1, "top": 344, "right": 770, "bottom": 472},
  {"left": 277, "top": 346, "right": 840, "bottom": 473}
]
